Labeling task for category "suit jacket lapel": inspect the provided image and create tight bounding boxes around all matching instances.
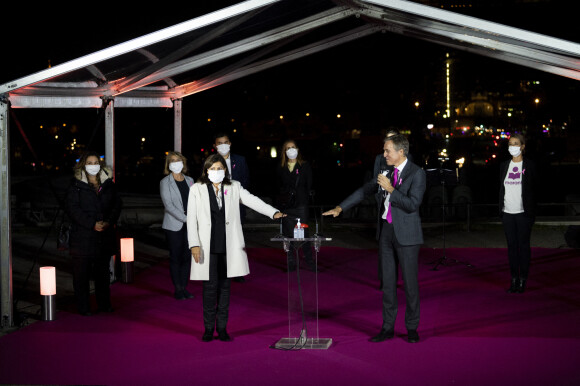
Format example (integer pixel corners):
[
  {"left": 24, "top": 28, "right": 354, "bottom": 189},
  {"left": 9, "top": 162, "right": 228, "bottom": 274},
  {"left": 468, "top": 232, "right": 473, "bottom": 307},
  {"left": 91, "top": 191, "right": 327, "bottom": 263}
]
[
  {"left": 169, "top": 176, "right": 184, "bottom": 209},
  {"left": 398, "top": 162, "right": 415, "bottom": 187}
]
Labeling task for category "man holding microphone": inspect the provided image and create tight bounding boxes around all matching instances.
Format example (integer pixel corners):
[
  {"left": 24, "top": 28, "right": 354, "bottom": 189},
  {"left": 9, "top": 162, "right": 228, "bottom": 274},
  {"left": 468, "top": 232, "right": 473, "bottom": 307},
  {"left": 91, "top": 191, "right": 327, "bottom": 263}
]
[{"left": 323, "top": 134, "right": 426, "bottom": 343}]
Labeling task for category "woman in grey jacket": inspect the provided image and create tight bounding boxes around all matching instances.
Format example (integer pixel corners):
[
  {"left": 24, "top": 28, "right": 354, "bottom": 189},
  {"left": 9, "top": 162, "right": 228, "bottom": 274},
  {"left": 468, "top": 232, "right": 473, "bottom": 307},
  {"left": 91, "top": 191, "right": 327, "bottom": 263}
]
[{"left": 160, "top": 151, "right": 195, "bottom": 300}]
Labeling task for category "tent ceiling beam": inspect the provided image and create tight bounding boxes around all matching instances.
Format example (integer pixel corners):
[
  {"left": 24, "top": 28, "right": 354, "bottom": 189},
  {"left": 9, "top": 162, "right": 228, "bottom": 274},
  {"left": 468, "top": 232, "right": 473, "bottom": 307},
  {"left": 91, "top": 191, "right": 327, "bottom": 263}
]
[
  {"left": 177, "top": 24, "right": 381, "bottom": 97},
  {"left": 123, "top": 6, "right": 355, "bottom": 93},
  {"left": 111, "top": 7, "right": 266, "bottom": 96},
  {"left": 136, "top": 49, "right": 177, "bottom": 88},
  {"left": 359, "top": 5, "right": 580, "bottom": 79},
  {"left": 0, "top": 0, "right": 282, "bottom": 95},
  {"left": 361, "top": 0, "right": 580, "bottom": 56}
]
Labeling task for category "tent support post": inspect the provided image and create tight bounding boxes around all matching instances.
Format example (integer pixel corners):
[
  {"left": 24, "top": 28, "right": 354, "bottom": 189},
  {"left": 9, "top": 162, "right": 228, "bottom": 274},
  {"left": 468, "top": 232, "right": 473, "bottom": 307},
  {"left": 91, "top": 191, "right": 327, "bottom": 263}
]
[
  {"left": 0, "top": 100, "right": 13, "bottom": 329},
  {"left": 105, "top": 99, "right": 115, "bottom": 180},
  {"left": 174, "top": 99, "right": 182, "bottom": 152}
]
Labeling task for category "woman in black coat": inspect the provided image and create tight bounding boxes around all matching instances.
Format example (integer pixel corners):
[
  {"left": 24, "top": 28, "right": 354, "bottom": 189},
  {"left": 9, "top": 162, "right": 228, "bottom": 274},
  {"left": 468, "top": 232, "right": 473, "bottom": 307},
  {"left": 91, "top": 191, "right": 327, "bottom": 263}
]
[
  {"left": 276, "top": 140, "right": 315, "bottom": 271},
  {"left": 66, "top": 151, "right": 122, "bottom": 315},
  {"left": 499, "top": 134, "right": 537, "bottom": 293}
]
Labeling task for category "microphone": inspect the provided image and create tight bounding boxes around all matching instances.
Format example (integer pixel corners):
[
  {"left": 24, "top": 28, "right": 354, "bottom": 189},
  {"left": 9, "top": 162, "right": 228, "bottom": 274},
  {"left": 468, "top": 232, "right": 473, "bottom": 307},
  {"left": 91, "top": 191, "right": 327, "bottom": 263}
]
[
  {"left": 378, "top": 169, "right": 389, "bottom": 192},
  {"left": 313, "top": 209, "right": 319, "bottom": 237},
  {"left": 279, "top": 217, "right": 283, "bottom": 237}
]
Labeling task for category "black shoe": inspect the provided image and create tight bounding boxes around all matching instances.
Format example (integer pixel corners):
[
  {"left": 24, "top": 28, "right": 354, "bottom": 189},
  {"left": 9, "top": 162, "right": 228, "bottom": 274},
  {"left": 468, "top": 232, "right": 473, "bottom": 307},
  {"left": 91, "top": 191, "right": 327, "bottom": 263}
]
[
  {"left": 79, "top": 311, "right": 92, "bottom": 316},
  {"left": 174, "top": 290, "right": 185, "bottom": 300},
  {"left": 506, "top": 277, "right": 519, "bottom": 293},
  {"left": 97, "top": 307, "right": 114, "bottom": 313},
  {"left": 233, "top": 277, "right": 245, "bottom": 283},
  {"left": 217, "top": 330, "right": 232, "bottom": 342},
  {"left": 182, "top": 289, "right": 195, "bottom": 299},
  {"left": 517, "top": 277, "right": 527, "bottom": 293},
  {"left": 407, "top": 330, "right": 420, "bottom": 343},
  {"left": 369, "top": 328, "right": 394, "bottom": 342},
  {"left": 202, "top": 331, "right": 214, "bottom": 342}
]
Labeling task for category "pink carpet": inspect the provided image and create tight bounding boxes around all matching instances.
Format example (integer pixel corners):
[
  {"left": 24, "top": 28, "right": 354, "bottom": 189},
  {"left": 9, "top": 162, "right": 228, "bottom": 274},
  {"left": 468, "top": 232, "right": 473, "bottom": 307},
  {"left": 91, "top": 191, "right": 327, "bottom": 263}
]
[{"left": 1, "top": 247, "right": 579, "bottom": 385}]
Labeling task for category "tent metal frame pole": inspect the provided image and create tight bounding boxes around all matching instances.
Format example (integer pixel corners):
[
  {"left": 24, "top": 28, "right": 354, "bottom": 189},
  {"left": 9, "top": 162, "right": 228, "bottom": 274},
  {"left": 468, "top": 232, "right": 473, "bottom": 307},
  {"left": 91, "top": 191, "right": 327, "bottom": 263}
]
[
  {"left": 174, "top": 99, "right": 182, "bottom": 152},
  {"left": 105, "top": 100, "right": 115, "bottom": 179},
  {"left": 0, "top": 100, "right": 13, "bottom": 329}
]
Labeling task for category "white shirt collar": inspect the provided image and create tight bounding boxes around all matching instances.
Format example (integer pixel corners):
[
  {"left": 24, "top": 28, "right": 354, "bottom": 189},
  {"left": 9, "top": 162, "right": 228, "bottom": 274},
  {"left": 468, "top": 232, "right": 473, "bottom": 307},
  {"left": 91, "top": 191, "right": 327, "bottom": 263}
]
[{"left": 395, "top": 157, "right": 408, "bottom": 174}]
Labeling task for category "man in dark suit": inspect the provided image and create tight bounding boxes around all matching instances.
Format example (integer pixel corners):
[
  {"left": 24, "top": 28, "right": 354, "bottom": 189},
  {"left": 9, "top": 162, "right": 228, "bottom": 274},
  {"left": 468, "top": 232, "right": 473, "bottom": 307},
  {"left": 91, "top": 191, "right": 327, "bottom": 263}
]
[
  {"left": 323, "top": 134, "right": 426, "bottom": 343},
  {"left": 213, "top": 132, "right": 250, "bottom": 191},
  {"left": 334, "top": 128, "right": 405, "bottom": 288}
]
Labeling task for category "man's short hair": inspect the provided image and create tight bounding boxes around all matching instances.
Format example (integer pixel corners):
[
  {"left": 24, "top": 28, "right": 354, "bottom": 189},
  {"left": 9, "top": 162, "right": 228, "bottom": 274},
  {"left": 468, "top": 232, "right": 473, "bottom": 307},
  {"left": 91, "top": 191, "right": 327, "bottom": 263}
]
[
  {"left": 213, "top": 132, "right": 230, "bottom": 142},
  {"left": 385, "top": 134, "right": 409, "bottom": 157}
]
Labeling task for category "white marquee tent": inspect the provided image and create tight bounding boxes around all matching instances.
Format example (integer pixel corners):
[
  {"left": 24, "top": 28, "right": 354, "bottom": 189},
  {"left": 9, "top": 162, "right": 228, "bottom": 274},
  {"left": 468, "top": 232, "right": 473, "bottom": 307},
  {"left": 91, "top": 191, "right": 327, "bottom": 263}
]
[{"left": 2, "top": 0, "right": 579, "bottom": 327}]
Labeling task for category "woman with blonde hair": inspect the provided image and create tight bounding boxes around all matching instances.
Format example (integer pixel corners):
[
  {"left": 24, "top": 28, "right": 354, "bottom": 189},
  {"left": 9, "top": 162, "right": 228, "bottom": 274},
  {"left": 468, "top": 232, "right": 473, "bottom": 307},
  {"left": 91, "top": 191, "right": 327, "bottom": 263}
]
[
  {"left": 160, "top": 151, "right": 195, "bottom": 300},
  {"left": 276, "top": 140, "right": 315, "bottom": 272}
]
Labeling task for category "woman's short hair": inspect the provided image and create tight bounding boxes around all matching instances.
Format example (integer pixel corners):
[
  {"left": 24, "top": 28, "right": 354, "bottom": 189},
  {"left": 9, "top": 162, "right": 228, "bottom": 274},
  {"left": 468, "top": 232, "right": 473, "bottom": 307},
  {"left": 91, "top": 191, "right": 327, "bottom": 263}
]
[
  {"left": 164, "top": 151, "right": 189, "bottom": 175},
  {"left": 280, "top": 139, "right": 303, "bottom": 167},
  {"left": 198, "top": 154, "right": 232, "bottom": 185}
]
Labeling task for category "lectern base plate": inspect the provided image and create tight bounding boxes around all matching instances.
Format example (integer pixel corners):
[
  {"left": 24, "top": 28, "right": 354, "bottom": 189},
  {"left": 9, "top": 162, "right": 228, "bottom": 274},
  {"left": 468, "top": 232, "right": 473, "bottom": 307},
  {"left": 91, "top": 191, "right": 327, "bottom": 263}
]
[{"left": 274, "top": 337, "right": 332, "bottom": 350}]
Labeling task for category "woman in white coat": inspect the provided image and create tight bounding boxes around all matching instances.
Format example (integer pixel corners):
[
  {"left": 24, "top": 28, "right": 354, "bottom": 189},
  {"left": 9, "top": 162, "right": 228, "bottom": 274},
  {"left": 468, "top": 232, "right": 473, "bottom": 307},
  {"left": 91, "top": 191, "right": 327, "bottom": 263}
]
[
  {"left": 188, "top": 154, "right": 285, "bottom": 342},
  {"left": 160, "top": 151, "right": 195, "bottom": 300}
]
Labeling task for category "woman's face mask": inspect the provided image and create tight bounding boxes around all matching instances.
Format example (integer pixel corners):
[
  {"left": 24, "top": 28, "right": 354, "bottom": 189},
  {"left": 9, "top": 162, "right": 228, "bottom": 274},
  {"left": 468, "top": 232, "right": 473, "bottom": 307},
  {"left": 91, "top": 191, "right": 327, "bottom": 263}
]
[
  {"left": 286, "top": 148, "right": 298, "bottom": 160},
  {"left": 208, "top": 169, "right": 225, "bottom": 183},
  {"left": 508, "top": 146, "right": 521, "bottom": 157},
  {"left": 169, "top": 161, "right": 184, "bottom": 174},
  {"left": 85, "top": 164, "right": 101, "bottom": 176}
]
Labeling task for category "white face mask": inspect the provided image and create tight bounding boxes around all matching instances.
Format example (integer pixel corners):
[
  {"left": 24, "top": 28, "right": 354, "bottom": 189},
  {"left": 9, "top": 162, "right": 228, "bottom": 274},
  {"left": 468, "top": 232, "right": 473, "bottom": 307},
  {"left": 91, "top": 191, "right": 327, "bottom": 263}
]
[
  {"left": 208, "top": 169, "right": 225, "bottom": 184},
  {"left": 216, "top": 144, "right": 231, "bottom": 156},
  {"left": 508, "top": 146, "right": 522, "bottom": 157},
  {"left": 286, "top": 148, "right": 298, "bottom": 160},
  {"left": 85, "top": 164, "right": 100, "bottom": 176},
  {"left": 169, "top": 161, "right": 184, "bottom": 174}
]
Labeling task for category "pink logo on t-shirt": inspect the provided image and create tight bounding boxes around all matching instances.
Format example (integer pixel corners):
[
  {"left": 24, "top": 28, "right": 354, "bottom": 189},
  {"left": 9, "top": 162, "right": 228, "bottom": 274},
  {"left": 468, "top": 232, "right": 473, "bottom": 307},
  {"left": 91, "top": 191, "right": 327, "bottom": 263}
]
[{"left": 508, "top": 166, "right": 521, "bottom": 180}]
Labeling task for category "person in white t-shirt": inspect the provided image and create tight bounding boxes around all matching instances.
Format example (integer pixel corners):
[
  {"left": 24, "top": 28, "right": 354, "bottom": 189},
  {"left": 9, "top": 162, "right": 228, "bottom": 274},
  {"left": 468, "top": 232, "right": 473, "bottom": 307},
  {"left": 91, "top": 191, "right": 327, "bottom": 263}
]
[{"left": 499, "top": 133, "right": 537, "bottom": 293}]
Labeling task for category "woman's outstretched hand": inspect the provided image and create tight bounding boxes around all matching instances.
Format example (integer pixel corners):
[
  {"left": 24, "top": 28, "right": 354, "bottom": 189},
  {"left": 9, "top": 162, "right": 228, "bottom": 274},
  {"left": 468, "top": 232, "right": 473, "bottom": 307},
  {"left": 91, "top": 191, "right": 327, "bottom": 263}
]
[{"left": 273, "top": 212, "right": 287, "bottom": 219}]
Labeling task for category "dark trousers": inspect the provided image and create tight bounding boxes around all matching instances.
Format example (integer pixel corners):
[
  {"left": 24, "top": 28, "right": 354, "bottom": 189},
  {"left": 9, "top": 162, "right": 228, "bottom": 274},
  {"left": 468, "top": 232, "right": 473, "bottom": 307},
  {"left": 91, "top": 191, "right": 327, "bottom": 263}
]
[
  {"left": 502, "top": 213, "right": 533, "bottom": 279},
  {"left": 202, "top": 253, "right": 230, "bottom": 333},
  {"left": 379, "top": 221, "right": 420, "bottom": 331},
  {"left": 72, "top": 255, "right": 111, "bottom": 313},
  {"left": 282, "top": 206, "right": 313, "bottom": 265},
  {"left": 165, "top": 225, "right": 192, "bottom": 291}
]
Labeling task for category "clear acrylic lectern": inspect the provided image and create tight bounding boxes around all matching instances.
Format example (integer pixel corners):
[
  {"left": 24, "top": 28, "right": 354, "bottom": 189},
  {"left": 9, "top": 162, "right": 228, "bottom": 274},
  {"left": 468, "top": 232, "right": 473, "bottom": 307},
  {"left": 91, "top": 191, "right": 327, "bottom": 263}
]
[{"left": 270, "top": 236, "right": 333, "bottom": 350}]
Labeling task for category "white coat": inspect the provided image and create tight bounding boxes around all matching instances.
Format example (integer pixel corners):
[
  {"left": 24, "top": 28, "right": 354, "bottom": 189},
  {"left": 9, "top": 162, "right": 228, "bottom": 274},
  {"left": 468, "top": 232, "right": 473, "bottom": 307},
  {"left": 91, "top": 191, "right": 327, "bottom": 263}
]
[{"left": 187, "top": 180, "right": 279, "bottom": 280}]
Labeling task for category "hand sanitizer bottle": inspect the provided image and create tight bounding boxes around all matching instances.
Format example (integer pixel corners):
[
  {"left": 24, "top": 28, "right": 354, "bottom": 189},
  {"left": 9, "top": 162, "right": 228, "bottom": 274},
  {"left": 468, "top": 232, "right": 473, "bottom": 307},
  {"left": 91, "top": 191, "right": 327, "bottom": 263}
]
[{"left": 294, "top": 218, "right": 302, "bottom": 239}]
